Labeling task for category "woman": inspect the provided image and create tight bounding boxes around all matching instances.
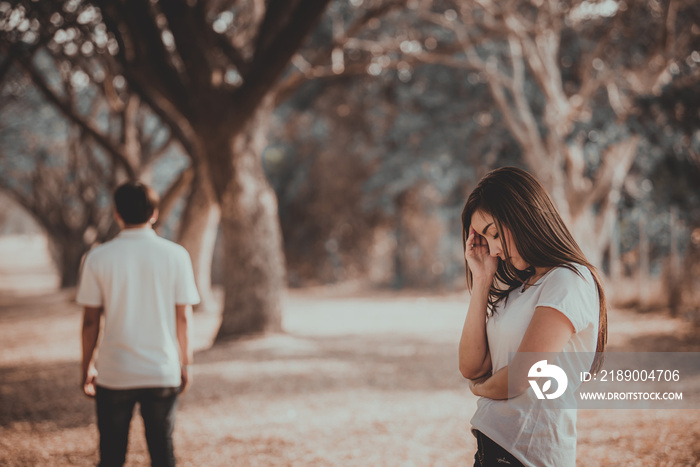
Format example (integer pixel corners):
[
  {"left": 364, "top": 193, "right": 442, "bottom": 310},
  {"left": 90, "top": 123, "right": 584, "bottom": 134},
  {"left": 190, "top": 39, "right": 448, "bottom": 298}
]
[{"left": 459, "top": 167, "right": 607, "bottom": 467}]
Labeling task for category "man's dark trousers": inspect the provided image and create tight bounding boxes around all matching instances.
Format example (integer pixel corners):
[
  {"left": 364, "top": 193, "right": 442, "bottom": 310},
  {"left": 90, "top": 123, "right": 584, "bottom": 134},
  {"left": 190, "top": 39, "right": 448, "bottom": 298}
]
[{"left": 95, "top": 385, "right": 179, "bottom": 467}]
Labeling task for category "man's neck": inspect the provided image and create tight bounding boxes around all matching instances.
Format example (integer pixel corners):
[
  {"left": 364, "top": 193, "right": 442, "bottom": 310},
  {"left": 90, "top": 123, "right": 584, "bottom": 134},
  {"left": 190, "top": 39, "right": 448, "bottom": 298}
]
[{"left": 122, "top": 223, "right": 152, "bottom": 230}]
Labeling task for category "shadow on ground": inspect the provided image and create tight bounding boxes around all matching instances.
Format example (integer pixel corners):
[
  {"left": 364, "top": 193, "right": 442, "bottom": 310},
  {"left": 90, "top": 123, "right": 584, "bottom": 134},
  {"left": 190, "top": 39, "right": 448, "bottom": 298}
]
[
  {"left": 0, "top": 360, "right": 95, "bottom": 429},
  {"left": 0, "top": 332, "right": 465, "bottom": 432},
  {"left": 626, "top": 331, "right": 700, "bottom": 352},
  {"left": 182, "top": 332, "right": 463, "bottom": 405}
]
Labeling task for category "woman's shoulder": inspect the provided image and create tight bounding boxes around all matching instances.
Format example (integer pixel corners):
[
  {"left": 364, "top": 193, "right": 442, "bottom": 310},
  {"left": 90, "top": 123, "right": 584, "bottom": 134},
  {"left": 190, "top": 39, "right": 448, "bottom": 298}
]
[
  {"left": 537, "top": 263, "right": 600, "bottom": 332},
  {"left": 544, "top": 263, "right": 596, "bottom": 288}
]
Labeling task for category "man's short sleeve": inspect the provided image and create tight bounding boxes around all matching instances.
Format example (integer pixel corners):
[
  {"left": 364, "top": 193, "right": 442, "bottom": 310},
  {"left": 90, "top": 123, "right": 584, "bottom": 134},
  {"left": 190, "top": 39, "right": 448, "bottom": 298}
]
[
  {"left": 76, "top": 254, "right": 103, "bottom": 307},
  {"left": 535, "top": 265, "right": 599, "bottom": 333},
  {"left": 175, "top": 248, "right": 201, "bottom": 305}
]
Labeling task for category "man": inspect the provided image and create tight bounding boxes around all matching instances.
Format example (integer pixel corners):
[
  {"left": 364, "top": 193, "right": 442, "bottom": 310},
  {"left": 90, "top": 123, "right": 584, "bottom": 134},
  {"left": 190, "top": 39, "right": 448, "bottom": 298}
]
[{"left": 78, "top": 181, "right": 200, "bottom": 467}]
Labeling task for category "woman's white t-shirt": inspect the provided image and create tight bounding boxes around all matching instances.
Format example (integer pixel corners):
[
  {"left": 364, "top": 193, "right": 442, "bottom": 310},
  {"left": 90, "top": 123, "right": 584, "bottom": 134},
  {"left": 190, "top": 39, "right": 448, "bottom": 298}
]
[{"left": 470, "top": 263, "right": 600, "bottom": 467}]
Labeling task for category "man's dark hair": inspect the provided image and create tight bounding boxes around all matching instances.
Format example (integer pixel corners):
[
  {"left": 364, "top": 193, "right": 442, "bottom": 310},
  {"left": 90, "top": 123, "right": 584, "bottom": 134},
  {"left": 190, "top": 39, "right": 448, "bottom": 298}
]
[{"left": 114, "top": 181, "right": 160, "bottom": 225}]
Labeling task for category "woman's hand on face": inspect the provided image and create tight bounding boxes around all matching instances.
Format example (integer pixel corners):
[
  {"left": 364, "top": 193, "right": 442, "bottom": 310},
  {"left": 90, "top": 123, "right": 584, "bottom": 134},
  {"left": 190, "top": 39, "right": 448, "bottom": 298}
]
[{"left": 465, "top": 227, "right": 498, "bottom": 284}]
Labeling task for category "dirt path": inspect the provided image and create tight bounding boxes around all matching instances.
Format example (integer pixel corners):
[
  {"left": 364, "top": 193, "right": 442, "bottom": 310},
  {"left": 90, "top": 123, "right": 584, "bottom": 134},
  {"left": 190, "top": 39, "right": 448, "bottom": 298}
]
[{"left": 1, "top": 288, "right": 699, "bottom": 466}]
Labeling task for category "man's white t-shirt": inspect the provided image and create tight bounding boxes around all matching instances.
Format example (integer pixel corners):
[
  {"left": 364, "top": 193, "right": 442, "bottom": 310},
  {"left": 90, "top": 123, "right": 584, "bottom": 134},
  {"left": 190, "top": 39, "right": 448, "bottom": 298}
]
[
  {"left": 77, "top": 228, "right": 200, "bottom": 389},
  {"left": 470, "top": 263, "right": 599, "bottom": 467}
]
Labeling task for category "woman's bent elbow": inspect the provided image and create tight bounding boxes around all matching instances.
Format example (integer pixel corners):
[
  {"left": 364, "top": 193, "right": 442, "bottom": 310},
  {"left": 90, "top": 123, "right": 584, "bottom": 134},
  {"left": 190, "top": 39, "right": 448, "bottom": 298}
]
[{"left": 459, "top": 362, "right": 483, "bottom": 380}]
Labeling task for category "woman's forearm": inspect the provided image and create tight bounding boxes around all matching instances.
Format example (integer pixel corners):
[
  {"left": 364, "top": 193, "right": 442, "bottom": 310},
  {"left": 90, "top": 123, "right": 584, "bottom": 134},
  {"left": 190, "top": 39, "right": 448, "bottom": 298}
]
[
  {"left": 471, "top": 366, "right": 510, "bottom": 400},
  {"left": 459, "top": 280, "right": 491, "bottom": 379},
  {"left": 471, "top": 360, "right": 536, "bottom": 400}
]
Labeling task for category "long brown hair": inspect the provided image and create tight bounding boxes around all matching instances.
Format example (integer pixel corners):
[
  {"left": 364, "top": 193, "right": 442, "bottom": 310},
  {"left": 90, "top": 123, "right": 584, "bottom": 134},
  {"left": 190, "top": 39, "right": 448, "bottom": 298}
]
[{"left": 461, "top": 166, "right": 607, "bottom": 373}]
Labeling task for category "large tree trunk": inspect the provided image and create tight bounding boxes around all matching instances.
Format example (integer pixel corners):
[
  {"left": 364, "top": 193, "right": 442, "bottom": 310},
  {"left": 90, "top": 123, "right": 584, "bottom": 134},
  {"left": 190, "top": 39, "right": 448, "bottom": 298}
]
[
  {"left": 213, "top": 99, "right": 285, "bottom": 340},
  {"left": 50, "top": 234, "right": 89, "bottom": 288},
  {"left": 176, "top": 174, "right": 220, "bottom": 314}
]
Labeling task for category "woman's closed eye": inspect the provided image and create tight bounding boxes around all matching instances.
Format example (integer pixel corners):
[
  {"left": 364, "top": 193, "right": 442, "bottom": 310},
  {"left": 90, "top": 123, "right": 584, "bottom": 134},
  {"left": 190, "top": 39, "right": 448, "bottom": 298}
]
[{"left": 493, "top": 232, "right": 499, "bottom": 240}]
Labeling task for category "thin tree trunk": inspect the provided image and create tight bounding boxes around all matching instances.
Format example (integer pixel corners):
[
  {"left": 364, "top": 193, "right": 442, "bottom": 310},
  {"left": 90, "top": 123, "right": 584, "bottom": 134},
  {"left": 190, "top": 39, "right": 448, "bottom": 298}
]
[
  {"left": 214, "top": 99, "right": 285, "bottom": 340},
  {"left": 609, "top": 209, "right": 621, "bottom": 281},
  {"left": 639, "top": 210, "right": 650, "bottom": 307},
  {"left": 392, "top": 198, "right": 405, "bottom": 290},
  {"left": 667, "top": 206, "right": 681, "bottom": 316},
  {"left": 176, "top": 174, "right": 220, "bottom": 314}
]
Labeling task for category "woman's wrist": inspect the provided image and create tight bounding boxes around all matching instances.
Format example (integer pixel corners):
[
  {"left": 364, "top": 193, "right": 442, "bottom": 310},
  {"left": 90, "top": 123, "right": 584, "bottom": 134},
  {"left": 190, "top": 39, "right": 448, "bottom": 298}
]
[{"left": 472, "top": 276, "right": 493, "bottom": 290}]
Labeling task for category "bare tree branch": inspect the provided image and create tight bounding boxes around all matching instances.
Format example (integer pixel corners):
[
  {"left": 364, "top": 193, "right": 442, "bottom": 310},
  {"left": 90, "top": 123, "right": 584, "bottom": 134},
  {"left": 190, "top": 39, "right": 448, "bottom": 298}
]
[
  {"left": 155, "top": 166, "right": 194, "bottom": 230},
  {"left": 95, "top": 0, "right": 191, "bottom": 117},
  {"left": 226, "top": 0, "right": 333, "bottom": 131},
  {"left": 14, "top": 50, "right": 136, "bottom": 179},
  {"left": 576, "top": 136, "right": 641, "bottom": 219},
  {"left": 0, "top": 48, "right": 16, "bottom": 83},
  {"left": 273, "top": 1, "right": 408, "bottom": 102},
  {"left": 251, "top": 0, "right": 294, "bottom": 63},
  {"left": 159, "top": 0, "right": 215, "bottom": 89},
  {"left": 214, "top": 31, "right": 249, "bottom": 76}
]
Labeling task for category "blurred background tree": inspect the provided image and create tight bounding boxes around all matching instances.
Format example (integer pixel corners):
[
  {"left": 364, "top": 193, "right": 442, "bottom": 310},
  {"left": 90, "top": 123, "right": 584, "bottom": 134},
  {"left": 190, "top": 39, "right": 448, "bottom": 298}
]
[
  {"left": 352, "top": 0, "right": 698, "bottom": 269},
  {"left": 632, "top": 70, "right": 700, "bottom": 315},
  {"left": 1, "top": 0, "right": 699, "bottom": 338},
  {"left": 0, "top": 36, "right": 198, "bottom": 289},
  {"left": 1, "top": 0, "right": 334, "bottom": 339},
  {"left": 268, "top": 0, "right": 699, "bottom": 301}
]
